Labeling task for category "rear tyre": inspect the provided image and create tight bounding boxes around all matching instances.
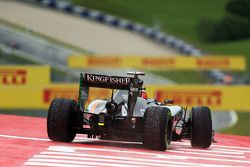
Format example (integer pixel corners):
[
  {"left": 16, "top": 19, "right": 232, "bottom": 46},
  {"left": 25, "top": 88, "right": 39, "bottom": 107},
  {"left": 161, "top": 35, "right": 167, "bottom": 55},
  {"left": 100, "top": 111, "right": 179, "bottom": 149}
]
[
  {"left": 143, "top": 107, "right": 172, "bottom": 151},
  {"left": 47, "top": 98, "right": 77, "bottom": 142},
  {"left": 190, "top": 106, "right": 212, "bottom": 148}
]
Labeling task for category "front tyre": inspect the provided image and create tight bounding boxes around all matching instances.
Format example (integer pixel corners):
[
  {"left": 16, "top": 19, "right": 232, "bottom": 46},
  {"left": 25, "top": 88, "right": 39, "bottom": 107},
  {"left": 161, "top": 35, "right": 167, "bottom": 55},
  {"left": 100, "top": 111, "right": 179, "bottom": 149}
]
[
  {"left": 47, "top": 98, "right": 77, "bottom": 142},
  {"left": 191, "top": 106, "right": 212, "bottom": 148},
  {"left": 143, "top": 107, "right": 172, "bottom": 151}
]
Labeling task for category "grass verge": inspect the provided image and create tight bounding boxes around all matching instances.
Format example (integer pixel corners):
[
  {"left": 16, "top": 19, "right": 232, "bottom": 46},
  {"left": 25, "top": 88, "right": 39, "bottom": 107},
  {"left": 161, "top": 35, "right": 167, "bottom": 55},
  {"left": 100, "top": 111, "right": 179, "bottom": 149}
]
[
  {"left": 0, "top": 110, "right": 47, "bottom": 118},
  {"left": 220, "top": 112, "right": 250, "bottom": 136},
  {"left": 151, "top": 70, "right": 210, "bottom": 84}
]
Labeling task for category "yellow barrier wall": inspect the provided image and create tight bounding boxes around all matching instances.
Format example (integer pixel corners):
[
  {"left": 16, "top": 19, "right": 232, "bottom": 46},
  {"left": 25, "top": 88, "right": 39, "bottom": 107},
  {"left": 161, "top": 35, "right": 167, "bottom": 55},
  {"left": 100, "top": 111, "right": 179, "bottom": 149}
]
[
  {"left": 0, "top": 84, "right": 111, "bottom": 109},
  {"left": 150, "top": 85, "right": 250, "bottom": 111},
  {"left": 0, "top": 65, "right": 50, "bottom": 85},
  {"left": 68, "top": 55, "right": 246, "bottom": 71},
  {"left": 0, "top": 84, "right": 250, "bottom": 111}
]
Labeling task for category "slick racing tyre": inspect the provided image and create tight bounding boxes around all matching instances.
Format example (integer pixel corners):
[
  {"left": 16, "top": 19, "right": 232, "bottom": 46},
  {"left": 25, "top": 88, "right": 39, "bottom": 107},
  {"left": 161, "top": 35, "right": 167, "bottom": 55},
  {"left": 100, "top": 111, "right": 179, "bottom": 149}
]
[
  {"left": 47, "top": 98, "right": 77, "bottom": 142},
  {"left": 143, "top": 106, "right": 172, "bottom": 151},
  {"left": 190, "top": 106, "right": 212, "bottom": 148}
]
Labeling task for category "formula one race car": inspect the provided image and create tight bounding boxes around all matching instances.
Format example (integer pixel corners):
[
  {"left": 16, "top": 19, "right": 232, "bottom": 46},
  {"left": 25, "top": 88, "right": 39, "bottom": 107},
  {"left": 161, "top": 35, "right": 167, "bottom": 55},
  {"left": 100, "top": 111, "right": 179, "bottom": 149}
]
[{"left": 47, "top": 72, "right": 213, "bottom": 151}]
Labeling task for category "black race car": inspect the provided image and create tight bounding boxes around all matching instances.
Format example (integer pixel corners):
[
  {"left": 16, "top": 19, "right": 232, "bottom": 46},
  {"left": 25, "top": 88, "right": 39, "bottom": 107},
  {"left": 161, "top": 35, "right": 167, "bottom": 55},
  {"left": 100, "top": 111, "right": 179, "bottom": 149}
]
[{"left": 47, "top": 72, "right": 213, "bottom": 151}]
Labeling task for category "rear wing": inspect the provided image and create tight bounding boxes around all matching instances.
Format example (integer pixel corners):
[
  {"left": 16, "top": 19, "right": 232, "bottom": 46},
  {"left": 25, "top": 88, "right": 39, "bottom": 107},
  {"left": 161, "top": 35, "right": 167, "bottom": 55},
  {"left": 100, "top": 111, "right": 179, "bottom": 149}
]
[
  {"left": 77, "top": 73, "right": 133, "bottom": 112},
  {"left": 83, "top": 73, "right": 132, "bottom": 90},
  {"left": 76, "top": 72, "right": 143, "bottom": 127}
]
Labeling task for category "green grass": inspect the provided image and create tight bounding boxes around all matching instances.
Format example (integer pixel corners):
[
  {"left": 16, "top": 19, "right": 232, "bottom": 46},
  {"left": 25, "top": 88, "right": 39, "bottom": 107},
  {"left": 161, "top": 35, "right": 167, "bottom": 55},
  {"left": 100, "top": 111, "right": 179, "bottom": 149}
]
[
  {"left": 0, "top": 109, "right": 47, "bottom": 117},
  {"left": 220, "top": 112, "right": 250, "bottom": 136},
  {"left": 151, "top": 70, "right": 210, "bottom": 83}
]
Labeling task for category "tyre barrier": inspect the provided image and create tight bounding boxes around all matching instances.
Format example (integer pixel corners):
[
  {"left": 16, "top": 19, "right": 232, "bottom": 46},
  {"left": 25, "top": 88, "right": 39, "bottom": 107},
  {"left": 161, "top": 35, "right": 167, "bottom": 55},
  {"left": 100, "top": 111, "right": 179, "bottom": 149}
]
[{"left": 26, "top": 0, "right": 231, "bottom": 83}]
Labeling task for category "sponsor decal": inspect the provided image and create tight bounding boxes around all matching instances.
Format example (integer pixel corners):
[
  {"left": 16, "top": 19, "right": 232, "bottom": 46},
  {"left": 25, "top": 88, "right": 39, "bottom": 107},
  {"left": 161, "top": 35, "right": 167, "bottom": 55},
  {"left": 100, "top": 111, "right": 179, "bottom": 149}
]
[
  {"left": 197, "top": 57, "right": 230, "bottom": 68},
  {"left": 87, "top": 57, "right": 121, "bottom": 66},
  {"left": 85, "top": 74, "right": 131, "bottom": 85},
  {"left": 0, "top": 69, "right": 27, "bottom": 85},
  {"left": 156, "top": 90, "right": 222, "bottom": 106},
  {"left": 142, "top": 58, "right": 176, "bottom": 67},
  {"left": 43, "top": 88, "right": 78, "bottom": 103}
]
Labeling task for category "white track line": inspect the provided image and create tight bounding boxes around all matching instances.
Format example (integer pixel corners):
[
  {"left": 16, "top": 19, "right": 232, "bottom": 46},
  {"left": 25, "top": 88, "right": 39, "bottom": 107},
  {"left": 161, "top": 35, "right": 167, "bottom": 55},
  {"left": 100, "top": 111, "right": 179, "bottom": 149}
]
[
  {"left": 174, "top": 148, "right": 248, "bottom": 154},
  {"left": 167, "top": 150, "right": 245, "bottom": 158},
  {"left": 24, "top": 162, "right": 98, "bottom": 167},
  {"left": 173, "top": 141, "right": 250, "bottom": 150},
  {"left": 40, "top": 152, "right": 188, "bottom": 163},
  {"left": 0, "top": 134, "right": 49, "bottom": 141},
  {"left": 30, "top": 156, "right": 187, "bottom": 167},
  {"left": 187, "top": 156, "right": 250, "bottom": 164},
  {"left": 36, "top": 152, "right": 238, "bottom": 167},
  {"left": 47, "top": 146, "right": 250, "bottom": 164},
  {"left": 24, "top": 161, "right": 194, "bottom": 167},
  {"left": 48, "top": 146, "right": 166, "bottom": 157},
  {"left": 27, "top": 158, "right": 162, "bottom": 167},
  {"left": 205, "top": 148, "right": 250, "bottom": 153},
  {"left": 211, "top": 144, "right": 250, "bottom": 150}
]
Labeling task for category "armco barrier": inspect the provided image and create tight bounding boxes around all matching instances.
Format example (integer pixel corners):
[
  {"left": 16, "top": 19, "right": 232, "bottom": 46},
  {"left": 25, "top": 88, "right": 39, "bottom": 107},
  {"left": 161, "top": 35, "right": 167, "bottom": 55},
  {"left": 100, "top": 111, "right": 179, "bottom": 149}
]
[
  {"left": 0, "top": 84, "right": 250, "bottom": 111},
  {"left": 0, "top": 65, "right": 50, "bottom": 85},
  {"left": 68, "top": 55, "right": 246, "bottom": 71}
]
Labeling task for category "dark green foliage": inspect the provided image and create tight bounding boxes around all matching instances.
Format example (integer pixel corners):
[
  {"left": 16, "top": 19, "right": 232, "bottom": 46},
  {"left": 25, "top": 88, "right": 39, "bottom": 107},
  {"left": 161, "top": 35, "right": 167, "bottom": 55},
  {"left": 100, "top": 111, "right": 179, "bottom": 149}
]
[
  {"left": 214, "top": 15, "right": 250, "bottom": 41},
  {"left": 198, "top": 18, "right": 218, "bottom": 42},
  {"left": 198, "top": 0, "right": 250, "bottom": 42},
  {"left": 199, "top": 15, "right": 250, "bottom": 41},
  {"left": 226, "top": 0, "right": 250, "bottom": 19}
]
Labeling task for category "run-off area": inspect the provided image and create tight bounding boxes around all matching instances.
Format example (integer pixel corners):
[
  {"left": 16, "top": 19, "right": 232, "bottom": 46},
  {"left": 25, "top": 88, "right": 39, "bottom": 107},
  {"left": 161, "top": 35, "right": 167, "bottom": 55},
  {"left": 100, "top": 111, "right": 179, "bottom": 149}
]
[{"left": 0, "top": 115, "right": 250, "bottom": 167}]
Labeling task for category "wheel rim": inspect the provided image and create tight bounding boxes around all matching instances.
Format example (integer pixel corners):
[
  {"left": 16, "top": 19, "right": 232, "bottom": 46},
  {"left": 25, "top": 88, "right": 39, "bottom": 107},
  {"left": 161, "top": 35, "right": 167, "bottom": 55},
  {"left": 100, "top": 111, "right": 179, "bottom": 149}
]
[{"left": 165, "top": 122, "right": 172, "bottom": 147}]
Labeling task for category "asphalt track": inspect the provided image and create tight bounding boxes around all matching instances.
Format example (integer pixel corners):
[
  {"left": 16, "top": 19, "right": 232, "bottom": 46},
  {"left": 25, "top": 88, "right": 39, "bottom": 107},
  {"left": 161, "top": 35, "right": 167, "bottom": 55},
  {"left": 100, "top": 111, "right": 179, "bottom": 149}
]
[{"left": 1, "top": 114, "right": 250, "bottom": 167}]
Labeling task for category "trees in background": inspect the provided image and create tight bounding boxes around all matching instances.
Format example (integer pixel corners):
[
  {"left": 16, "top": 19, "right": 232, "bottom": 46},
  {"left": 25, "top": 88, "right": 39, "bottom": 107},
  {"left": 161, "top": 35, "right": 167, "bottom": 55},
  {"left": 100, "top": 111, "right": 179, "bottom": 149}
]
[{"left": 198, "top": 0, "right": 250, "bottom": 42}]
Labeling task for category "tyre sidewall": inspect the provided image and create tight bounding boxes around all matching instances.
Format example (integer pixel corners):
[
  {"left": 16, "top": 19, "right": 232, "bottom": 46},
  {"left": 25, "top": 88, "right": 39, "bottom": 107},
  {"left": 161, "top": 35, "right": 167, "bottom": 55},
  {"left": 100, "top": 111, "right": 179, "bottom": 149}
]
[
  {"left": 191, "top": 106, "right": 212, "bottom": 148},
  {"left": 143, "top": 106, "right": 172, "bottom": 151},
  {"left": 47, "top": 98, "right": 77, "bottom": 142}
]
